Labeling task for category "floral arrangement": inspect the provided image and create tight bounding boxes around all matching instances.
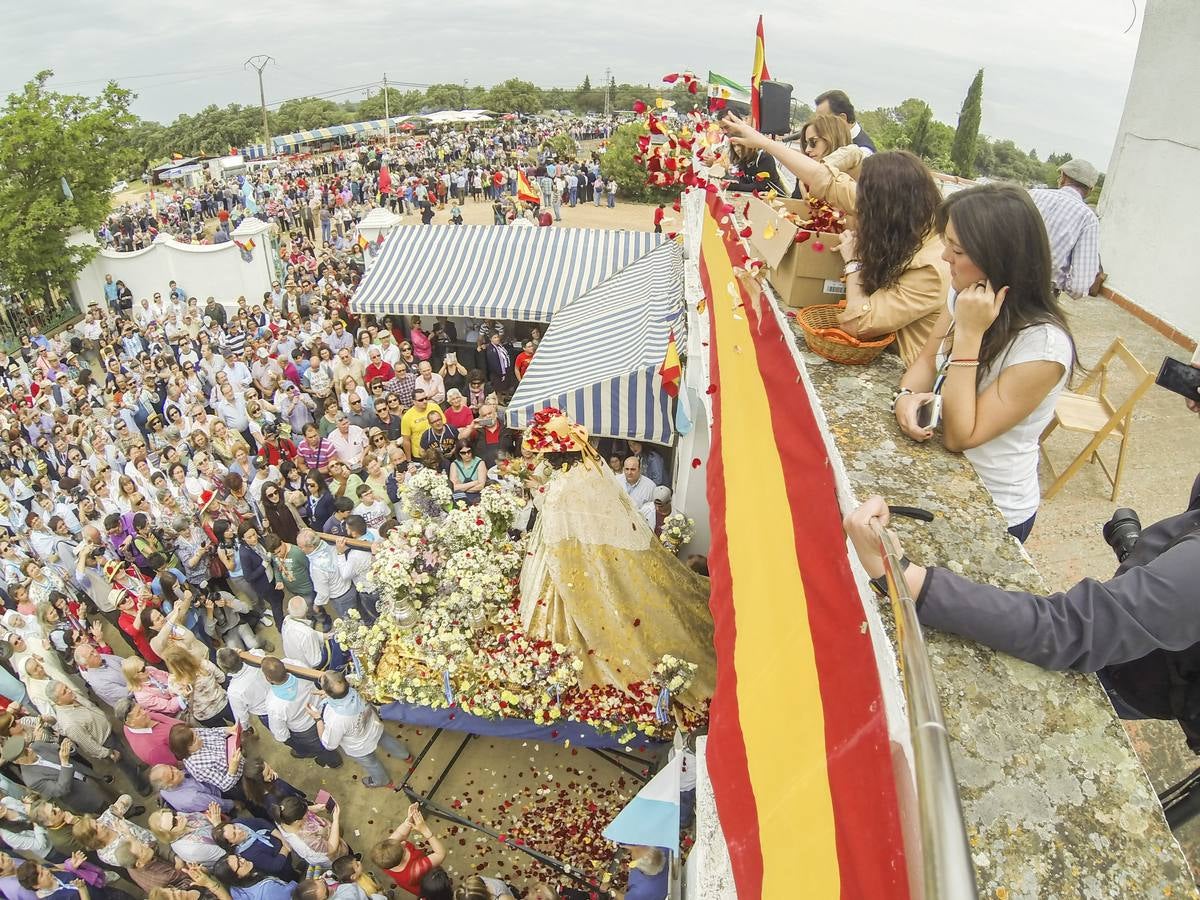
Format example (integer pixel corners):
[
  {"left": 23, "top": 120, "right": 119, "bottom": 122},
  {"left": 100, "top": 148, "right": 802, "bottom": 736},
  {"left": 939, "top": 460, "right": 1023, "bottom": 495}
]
[
  {"left": 334, "top": 471, "right": 703, "bottom": 740},
  {"left": 400, "top": 466, "right": 454, "bottom": 519},
  {"left": 659, "top": 512, "right": 695, "bottom": 553},
  {"left": 651, "top": 654, "right": 699, "bottom": 694}
]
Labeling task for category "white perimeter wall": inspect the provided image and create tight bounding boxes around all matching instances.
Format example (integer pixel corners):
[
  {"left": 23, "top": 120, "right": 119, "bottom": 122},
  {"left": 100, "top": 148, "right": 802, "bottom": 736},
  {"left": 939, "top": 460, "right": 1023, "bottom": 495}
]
[
  {"left": 71, "top": 221, "right": 276, "bottom": 313},
  {"left": 1099, "top": 0, "right": 1200, "bottom": 340}
]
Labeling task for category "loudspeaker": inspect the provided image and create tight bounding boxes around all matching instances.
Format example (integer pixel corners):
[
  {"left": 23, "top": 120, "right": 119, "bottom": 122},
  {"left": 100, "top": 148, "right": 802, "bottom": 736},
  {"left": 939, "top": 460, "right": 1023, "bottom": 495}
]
[
  {"left": 759, "top": 80, "right": 793, "bottom": 136},
  {"left": 711, "top": 97, "right": 750, "bottom": 119}
]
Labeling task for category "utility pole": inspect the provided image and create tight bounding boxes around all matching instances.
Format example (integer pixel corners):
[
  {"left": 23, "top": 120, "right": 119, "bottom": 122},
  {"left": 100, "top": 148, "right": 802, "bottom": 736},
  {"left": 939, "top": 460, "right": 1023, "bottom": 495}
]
[
  {"left": 383, "top": 73, "right": 391, "bottom": 144},
  {"left": 462, "top": 79, "right": 468, "bottom": 111},
  {"left": 603, "top": 67, "right": 612, "bottom": 116},
  {"left": 244, "top": 55, "right": 275, "bottom": 156}
]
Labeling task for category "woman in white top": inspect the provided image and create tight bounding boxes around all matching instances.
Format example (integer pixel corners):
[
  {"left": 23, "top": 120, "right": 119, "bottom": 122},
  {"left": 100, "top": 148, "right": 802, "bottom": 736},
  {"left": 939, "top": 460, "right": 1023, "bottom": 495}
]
[{"left": 894, "top": 183, "right": 1076, "bottom": 541}]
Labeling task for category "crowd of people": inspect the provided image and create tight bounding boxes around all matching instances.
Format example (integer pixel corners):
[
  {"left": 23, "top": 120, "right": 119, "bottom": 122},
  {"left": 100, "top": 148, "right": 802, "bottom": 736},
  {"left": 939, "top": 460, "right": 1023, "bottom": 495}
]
[
  {"left": 0, "top": 110, "right": 681, "bottom": 897},
  {"left": 99, "top": 116, "right": 627, "bottom": 252}
]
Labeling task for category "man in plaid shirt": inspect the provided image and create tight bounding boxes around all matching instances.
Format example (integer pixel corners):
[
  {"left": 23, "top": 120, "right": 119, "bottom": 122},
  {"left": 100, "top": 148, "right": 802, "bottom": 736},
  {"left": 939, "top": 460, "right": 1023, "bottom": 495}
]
[{"left": 170, "top": 724, "right": 243, "bottom": 793}]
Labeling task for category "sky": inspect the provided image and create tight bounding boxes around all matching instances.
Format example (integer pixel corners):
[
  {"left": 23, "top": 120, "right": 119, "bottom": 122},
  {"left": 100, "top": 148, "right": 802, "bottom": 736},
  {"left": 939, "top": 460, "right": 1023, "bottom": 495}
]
[{"left": 0, "top": 0, "right": 1143, "bottom": 166}]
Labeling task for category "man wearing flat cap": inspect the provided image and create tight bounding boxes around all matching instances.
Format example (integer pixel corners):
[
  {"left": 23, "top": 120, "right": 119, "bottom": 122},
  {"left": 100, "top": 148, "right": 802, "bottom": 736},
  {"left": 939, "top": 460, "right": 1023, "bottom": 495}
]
[{"left": 1030, "top": 158, "right": 1102, "bottom": 300}]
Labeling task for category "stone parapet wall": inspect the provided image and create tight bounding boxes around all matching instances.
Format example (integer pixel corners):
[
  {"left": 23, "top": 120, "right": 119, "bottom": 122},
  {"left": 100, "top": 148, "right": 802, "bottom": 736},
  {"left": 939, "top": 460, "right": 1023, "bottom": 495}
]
[{"left": 791, "top": 324, "right": 1197, "bottom": 899}]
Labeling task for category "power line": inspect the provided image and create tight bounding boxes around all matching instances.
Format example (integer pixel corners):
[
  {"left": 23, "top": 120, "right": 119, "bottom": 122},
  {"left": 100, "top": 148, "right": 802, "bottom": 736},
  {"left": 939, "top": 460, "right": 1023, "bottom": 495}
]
[{"left": 48, "top": 67, "right": 244, "bottom": 88}]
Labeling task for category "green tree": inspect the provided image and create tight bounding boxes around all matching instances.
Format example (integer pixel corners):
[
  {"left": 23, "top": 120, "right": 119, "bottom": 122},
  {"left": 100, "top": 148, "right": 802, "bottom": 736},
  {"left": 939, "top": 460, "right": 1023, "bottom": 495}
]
[
  {"left": 541, "top": 131, "right": 578, "bottom": 161},
  {"left": 0, "top": 71, "right": 135, "bottom": 298},
  {"left": 273, "top": 97, "right": 346, "bottom": 134},
  {"left": 599, "top": 121, "right": 678, "bottom": 204},
  {"left": 905, "top": 102, "right": 934, "bottom": 159},
  {"left": 485, "top": 78, "right": 543, "bottom": 114},
  {"left": 951, "top": 69, "right": 984, "bottom": 177},
  {"left": 423, "top": 83, "right": 466, "bottom": 111}
]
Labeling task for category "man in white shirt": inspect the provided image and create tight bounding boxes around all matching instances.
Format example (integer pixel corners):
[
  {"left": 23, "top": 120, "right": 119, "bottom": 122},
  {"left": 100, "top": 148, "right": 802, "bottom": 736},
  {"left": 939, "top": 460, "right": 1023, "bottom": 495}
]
[
  {"left": 259, "top": 656, "right": 342, "bottom": 768},
  {"left": 414, "top": 361, "right": 446, "bottom": 404},
  {"left": 298, "top": 529, "right": 374, "bottom": 621},
  {"left": 281, "top": 595, "right": 334, "bottom": 669},
  {"left": 216, "top": 648, "right": 271, "bottom": 730},
  {"left": 617, "top": 456, "right": 656, "bottom": 509},
  {"left": 326, "top": 413, "right": 369, "bottom": 471},
  {"left": 308, "top": 670, "right": 410, "bottom": 789}
]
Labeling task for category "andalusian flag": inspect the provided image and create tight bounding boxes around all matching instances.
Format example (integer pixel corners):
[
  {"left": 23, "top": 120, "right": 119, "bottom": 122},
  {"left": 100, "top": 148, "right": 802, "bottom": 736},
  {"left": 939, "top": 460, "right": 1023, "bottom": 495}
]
[
  {"left": 698, "top": 190, "right": 910, "bottom": 898},
  {"left": 750, "top": 15, "right": 771, "bottom": 129},
  {"left": 516, "top": 170, "right": 541, "bottom": 204},
  {"left": 658, "top": 330, "right": 682, "bottom": 398},
  {"left": 707, "top": 71, "right": 750, "bottom": 103}
]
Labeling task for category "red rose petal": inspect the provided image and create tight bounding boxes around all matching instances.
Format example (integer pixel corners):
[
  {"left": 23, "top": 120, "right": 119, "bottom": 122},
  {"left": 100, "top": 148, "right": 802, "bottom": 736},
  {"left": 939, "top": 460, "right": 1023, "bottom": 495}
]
[
  {"left": 812, "top": 241, "right": 825, "bottom": 252},
  {"left": 691, "top": 458, "right": 702, "bottom": 468},
  {"left": 662, "top": 73, "right": 680, "bottom": 84},
  {"left": 739, "top": 226, "right": 753, "bottom": 239},
  {"left": 632, "top": 99, "right": 647, "bottom": 114},
  {"left": 705, "top": 384, "right": 718, "bottom": 395},
  {"left": 688, "top": 81, "right": 699, "bottom": 94}
]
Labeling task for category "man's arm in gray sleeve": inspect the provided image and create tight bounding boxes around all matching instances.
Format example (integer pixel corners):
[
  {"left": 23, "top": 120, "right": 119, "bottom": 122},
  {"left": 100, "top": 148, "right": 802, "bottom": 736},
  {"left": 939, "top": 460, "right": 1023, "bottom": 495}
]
[{"left": 915, "top": 533, "right": 1200, "bottom": 672}]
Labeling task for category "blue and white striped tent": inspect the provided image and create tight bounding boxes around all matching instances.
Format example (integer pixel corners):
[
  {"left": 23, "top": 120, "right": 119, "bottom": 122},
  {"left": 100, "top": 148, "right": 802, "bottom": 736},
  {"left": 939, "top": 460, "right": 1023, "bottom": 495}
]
[
  {"left": 271, "top": 117, "right": 410, "bottom": 151},
  {"left": 349, "top": 225, "right": 665, "bottom": 322},
  {"left": 505, "top": 241, "right": 685, "bottom": 446}
]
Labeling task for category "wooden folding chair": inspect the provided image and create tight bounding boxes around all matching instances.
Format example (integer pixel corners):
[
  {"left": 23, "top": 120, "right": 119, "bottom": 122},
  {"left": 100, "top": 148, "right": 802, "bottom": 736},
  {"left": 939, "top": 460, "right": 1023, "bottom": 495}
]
[{"left": 1039, "top": 338, "right": 1155, "bottom": 501}]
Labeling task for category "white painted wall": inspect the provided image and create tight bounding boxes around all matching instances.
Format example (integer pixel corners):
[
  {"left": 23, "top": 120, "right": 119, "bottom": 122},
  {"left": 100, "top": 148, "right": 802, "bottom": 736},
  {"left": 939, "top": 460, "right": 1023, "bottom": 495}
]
[
  {"left": 1099, "top": 0, "right": 1200, "bottom": 340},
  {"left": 70, "top": 218, "right": 276, "bottom": 313}
]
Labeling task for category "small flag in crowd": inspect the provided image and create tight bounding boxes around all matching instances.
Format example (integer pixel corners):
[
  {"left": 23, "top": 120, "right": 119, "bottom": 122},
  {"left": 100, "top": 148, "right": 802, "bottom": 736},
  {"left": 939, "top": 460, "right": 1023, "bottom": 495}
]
[
  {"left": 602, "top": 752, "right": 682, "bottom": 853},
  {"left": 516, "top": 170, "right": 541, "bottom": 204},
  {"left": 658, "top": 330, "right": 682, "bottom": 398},
  {"left": 357, "top": 233, "right": 369, "bottom": 251}
]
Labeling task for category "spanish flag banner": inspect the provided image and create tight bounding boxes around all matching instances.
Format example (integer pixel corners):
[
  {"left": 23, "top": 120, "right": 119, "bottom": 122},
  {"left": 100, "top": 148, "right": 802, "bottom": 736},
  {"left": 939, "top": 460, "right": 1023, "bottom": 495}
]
[
  {"left": 658, "top": 330, "right": 682, "bottom": 398},
  {"left": 699, "top": 190, "right": 910, "bottom": 899},
  {"left": 357, "top": 233, "right": 370, "bottom": 252},
  {"left": 516, "top": 170, "right": 541, "bottom": 204},
  {"left": 750, "top": 15, "right": 770, "bottom": 129}
]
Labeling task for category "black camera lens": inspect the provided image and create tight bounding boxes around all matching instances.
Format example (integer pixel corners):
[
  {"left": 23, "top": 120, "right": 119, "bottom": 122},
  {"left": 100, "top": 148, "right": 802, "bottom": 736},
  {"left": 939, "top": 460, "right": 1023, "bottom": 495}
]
[{"left": 1103, "top": 508, "right": 1142, "bottom": 563}]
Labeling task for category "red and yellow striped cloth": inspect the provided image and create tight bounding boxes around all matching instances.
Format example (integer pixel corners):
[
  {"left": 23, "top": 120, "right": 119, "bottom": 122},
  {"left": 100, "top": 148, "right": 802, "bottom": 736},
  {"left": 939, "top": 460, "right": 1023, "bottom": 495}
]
[{"left": 699, "top": 191, "right": 911, "bottom": 899}]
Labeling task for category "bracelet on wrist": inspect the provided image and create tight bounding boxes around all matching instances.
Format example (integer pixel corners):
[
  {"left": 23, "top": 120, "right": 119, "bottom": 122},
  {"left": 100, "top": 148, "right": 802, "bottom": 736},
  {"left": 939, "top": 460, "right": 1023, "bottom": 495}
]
[
  {"left": 841, "top": 259, "right": 863, "bottom": 278},
  {"left": 890, "top": 388, "right": 912, "bottom": 412}
]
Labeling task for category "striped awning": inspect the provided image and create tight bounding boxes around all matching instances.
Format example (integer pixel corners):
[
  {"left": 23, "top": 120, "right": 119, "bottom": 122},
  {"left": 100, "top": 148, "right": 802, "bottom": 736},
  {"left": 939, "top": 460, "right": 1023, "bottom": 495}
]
[
  {"left": 349, "top": 225, "right": 665, "bottom": 322},
  {"left": 505, "top": 241, "right": 684, "bottom": 445},
  {"left": 271, "top": 117, "right": 408, "bottom": 149}
]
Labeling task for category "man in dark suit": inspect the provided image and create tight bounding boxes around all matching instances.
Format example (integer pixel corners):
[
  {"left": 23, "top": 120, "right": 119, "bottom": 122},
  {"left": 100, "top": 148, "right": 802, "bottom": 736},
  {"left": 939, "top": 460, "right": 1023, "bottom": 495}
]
[
  {"left": 483, "top": 332, "right": 515, "bottom": 398},
  {"left": 5, "top": 736, "right": 115, "bottom": 814},
  {"left": 814, "top": 89, "right": 878, "bottom": 153}
]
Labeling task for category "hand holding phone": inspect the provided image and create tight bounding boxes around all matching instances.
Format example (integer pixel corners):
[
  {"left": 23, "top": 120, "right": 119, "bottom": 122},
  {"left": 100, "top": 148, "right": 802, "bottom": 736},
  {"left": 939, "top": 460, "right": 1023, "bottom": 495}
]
[
  {"left": 1155, "top": 357, "right": 1200, "bottom": 408},
  {"left": 915, "top": 395, "right": 942, "bottom": 430},
  {"left": 314, "top": 788, "right": 335, "bottom": 812}
]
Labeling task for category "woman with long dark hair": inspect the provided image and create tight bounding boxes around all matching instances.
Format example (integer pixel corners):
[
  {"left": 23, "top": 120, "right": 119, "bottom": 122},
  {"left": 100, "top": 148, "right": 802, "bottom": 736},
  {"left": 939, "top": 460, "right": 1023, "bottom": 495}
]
[
  {"left": 894, "top": 183, "right": 1077, "bottom": 541},
  {"left": 721, "top": 115, "right": 949, "bottom": 364}
]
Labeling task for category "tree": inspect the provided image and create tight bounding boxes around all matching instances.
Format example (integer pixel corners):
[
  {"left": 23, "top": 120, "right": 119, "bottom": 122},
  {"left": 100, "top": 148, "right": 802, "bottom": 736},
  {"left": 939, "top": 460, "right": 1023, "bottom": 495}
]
[
  {"left": 951, "top": 69, "right": 984, "bottom": 177},
  {"left": 423, "top": 83, "right": 466, "bottom": 112},
  {"left": 599, "top": 122, "right": 679, "bottom": 204},
  {"left": 485, "top": 79, "right": 543, "bottom": 114},
  {"left": 0, "top": 71, "right": 135, "bottom": 298},
  {"left": 273, "top": 97, "right": 347, "bottom": 135},
  {"left": 905, "top": 103, "right": 934, "bottom": 159}
]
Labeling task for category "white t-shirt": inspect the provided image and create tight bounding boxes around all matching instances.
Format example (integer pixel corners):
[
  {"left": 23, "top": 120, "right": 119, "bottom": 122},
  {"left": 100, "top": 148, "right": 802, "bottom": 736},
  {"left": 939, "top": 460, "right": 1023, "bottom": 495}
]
[{"left": 939, "top": 298, "right": 1073, "bottom": 527}]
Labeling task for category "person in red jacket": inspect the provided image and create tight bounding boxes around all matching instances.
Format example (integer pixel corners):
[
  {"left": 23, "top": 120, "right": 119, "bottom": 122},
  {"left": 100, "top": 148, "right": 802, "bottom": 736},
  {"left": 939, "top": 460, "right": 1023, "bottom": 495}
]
[{"left": 653, "top": 203, "right": 665, "bottom": 233}]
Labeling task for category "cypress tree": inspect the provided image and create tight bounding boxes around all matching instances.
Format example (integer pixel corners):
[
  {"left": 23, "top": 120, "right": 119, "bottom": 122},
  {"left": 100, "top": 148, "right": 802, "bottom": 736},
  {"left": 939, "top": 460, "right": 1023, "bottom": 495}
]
[{"left": 951, "top": 69, "right": 984, "bottom": 177}]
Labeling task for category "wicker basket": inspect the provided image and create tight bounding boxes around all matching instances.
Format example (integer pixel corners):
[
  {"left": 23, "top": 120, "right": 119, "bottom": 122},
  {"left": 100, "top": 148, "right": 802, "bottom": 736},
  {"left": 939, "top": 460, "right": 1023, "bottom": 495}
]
[{"left": 797, "top": 304, "right": 895, "bottom": 365}]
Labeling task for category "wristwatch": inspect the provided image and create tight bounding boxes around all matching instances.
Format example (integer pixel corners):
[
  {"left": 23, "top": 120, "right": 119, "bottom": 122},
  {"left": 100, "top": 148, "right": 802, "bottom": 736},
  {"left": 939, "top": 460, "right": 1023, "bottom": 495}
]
[
  {"left": 868, "top": 557, "right": 910, "bottom": 598},
  {"left": 842, "top": 259, "right": 863, "bottom": 277}
]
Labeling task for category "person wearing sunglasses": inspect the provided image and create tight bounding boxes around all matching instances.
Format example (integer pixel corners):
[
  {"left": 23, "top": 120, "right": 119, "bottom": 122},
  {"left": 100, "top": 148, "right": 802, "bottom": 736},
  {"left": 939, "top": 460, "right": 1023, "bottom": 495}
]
[{"left": 449, "top": 441, "right": 487, "bottom": 506}]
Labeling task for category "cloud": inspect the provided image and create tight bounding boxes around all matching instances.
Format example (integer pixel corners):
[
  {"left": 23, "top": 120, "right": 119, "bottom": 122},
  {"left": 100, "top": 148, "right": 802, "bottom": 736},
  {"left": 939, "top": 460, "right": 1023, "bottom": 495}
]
[{"left": 0, "top": 0, "right": 1140, "bottom": 163}]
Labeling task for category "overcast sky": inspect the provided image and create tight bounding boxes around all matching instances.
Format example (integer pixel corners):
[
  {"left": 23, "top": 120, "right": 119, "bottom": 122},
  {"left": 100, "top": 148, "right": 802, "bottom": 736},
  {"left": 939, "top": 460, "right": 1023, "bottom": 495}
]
[{"left": 1, "top": 0, "right": 1142, "bottom": 166}]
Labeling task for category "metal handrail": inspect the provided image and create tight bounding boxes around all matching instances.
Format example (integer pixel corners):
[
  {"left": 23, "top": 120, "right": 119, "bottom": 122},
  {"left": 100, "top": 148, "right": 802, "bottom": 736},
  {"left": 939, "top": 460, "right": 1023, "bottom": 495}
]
[{"left": 872, "top": 522, "right": 978, "bottom": 900}]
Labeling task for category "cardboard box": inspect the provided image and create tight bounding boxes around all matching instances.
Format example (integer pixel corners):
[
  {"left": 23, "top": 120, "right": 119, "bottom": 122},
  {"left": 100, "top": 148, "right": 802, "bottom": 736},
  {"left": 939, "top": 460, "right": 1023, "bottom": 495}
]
[{"left": 740, "top": 194, "right": 846, "bottom": 308}]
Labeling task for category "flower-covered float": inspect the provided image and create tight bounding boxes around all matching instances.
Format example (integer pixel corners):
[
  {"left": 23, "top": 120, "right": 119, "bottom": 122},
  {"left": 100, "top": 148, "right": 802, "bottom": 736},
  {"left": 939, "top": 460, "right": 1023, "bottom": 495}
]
[{"left": 335, "top": 409, "right": 715, "bottom": 745}]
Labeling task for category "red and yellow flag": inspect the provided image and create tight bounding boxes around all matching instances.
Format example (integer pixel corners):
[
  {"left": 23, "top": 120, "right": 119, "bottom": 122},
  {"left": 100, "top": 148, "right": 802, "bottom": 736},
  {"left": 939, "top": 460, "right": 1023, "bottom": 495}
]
[
  {"left": 516, "top": 170, "right": 541, "bottom": 204},
  {"left": 699, "top": 190, "right": 910, "bottom": 899},
  {"left": 357, "top": 234, "right": 370, "bottom": 251},
  {"left": 750, "top": 15, "right": 771, "bottom": 129},
  {"left": 658, "top": 330, "right": 682, "bottom": 397}
]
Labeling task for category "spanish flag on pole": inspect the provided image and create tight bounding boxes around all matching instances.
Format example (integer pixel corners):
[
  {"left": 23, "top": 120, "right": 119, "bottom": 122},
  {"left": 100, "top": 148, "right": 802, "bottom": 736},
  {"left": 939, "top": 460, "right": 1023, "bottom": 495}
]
[
  {"left": 658, "top": 330, "right": 682, "bottom": 397},
  {"left": 750, "top": 15, "right": 770, "bottom": 129},
  {"left": 357, "top": 233, "right": 369, "bottom": 252},
  {"left": 516, "top": 170, "right": 541, "bottom": 204}
]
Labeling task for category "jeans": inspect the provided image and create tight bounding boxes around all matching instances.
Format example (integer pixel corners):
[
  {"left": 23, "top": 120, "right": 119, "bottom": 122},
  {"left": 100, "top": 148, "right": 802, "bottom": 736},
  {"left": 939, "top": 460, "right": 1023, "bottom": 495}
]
[
  {"left": 568, "top": 187, "right": 577, "bottom": 206},
  {"left": 321, "top": 221, "right": 332, "bottom": 244},
  {"left": 607, "top": 192, "right": 615, "bottom": 208},
  {"left": 551, "top": 193, "right": 562, "bottom": 221},
  {"left": 328, "top": 585, "right": 375, "bottom": 623},
  {"left": 1007, "top": 512, "right": 1037, "bottom": 543},
  {"left": 348, "top": 730, "right": 411, "bottom": 786},
  {"left": 287, "top": 723, "right": 343, "bottom": 767},
  {"left": 594, "top": 190, "right": 602, "bottom": 207}
]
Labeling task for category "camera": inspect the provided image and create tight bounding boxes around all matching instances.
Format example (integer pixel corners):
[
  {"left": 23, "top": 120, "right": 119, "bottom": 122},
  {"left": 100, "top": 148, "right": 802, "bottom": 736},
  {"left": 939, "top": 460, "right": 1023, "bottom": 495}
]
[{"left": 1103, "top": 508, "right": 1142, "bottom": 562}]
